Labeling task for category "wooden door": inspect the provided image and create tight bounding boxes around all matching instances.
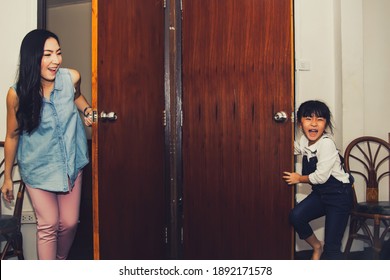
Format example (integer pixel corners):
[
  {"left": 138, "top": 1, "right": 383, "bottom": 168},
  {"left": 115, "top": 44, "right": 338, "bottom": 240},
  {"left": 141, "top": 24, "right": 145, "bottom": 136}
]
[
  {"left": 181, "top": 0, "right": 295, "bottom": 259},
  {"left": 92, "top": 0, "right": 167, "bottom": 259}
]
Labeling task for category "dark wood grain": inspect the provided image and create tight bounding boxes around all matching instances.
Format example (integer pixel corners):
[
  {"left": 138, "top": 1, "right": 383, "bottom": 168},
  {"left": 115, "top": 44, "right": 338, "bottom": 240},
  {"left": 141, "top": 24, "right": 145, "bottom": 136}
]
[
  {"left": 95, "top": 0, "right": 166, "bottom": 260},
  {"left": 182, "top": 0, "right": 294, "bottom": 259}
]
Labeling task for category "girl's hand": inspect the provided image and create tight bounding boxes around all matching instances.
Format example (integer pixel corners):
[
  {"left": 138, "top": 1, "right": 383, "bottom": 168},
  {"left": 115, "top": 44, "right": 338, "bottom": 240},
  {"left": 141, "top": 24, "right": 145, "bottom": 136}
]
[
  {"left": 1, "top": 179, "right": 15, "bottom": 203},
  {"left": 283, "top": 171, "right": 301, "bottom": 185}
]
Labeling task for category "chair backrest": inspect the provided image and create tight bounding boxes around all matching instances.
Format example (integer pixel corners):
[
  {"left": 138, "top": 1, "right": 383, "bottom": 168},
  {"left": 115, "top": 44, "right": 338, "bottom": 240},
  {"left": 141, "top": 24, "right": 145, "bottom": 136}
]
[
  {"left": 11, "top": 180, "right": 26, "bottom": 224},
  {"left": 344, "top": 136, "right": 390, "bottom": 204}
]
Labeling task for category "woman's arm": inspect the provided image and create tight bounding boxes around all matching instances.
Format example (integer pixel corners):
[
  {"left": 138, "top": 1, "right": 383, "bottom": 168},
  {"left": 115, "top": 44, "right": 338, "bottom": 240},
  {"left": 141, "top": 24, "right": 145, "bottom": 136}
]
[
  {"left": 1, "top": 87, "right": 20, "bottom": 202},
  {"left": 69, "top": 68, "right": 92, "bottom": 126}
]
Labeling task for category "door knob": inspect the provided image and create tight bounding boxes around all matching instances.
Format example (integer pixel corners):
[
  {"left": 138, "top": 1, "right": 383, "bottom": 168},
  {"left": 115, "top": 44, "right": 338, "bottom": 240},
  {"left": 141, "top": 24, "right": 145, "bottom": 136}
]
[
  {"left": 273, "top": 111, "right": 288, "bottom": 123},
  {"left": 100, "top": 111, "right": 118, "bottom": 121}
]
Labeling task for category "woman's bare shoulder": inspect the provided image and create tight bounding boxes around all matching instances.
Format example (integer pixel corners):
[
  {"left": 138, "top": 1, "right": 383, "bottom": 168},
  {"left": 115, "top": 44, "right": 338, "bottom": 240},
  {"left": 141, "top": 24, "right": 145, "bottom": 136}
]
[
  {"left": 67, "top": 68, "right": 81, "bottom": 85},
  {"left": 6, "top": 86, "right": 19, "bottom": 106}
]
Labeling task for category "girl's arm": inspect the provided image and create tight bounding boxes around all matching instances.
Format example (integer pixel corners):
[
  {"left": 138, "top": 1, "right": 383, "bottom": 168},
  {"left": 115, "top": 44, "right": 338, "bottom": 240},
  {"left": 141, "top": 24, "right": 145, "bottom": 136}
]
[
  {"left": 69, "top": 68, "right": 92, "bottom": 126},
  {"left": 283, "top": 137, "right": 309, "bottom": 185},
  {"left": 283, "top": 172, "right": 310, "bottom": 185},
  {"left": 1, "top": 87, "right": 20, "bottom": 202},
  {"left": 308, "top": 138, "right": 338, "bottom": 184}
]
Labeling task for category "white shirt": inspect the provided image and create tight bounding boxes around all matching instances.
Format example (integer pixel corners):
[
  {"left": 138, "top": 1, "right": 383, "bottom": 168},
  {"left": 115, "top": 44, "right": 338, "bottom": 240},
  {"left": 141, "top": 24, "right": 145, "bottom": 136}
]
[{"left": 294, "top": 134, "right": 350, "bottom": 184}]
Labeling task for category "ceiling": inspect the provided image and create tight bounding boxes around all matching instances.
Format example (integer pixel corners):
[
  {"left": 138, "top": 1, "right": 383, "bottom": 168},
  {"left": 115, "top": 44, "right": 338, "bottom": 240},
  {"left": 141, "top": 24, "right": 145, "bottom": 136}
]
[{"left": 47, "top": 0, "right": 91, "bottom": 8}]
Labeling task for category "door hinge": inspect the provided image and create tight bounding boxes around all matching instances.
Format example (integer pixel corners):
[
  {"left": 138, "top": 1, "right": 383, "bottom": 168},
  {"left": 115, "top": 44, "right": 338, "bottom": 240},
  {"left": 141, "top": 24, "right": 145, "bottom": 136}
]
[
  {"left": 163, "top": 0, "right": 166, "bottom": 8},
  {"left": 165, "top": 226, "right": 168, "bottom": 244},
  {"left": 163, "top": 110, "right": 167, "bottom": 127},
  {"left": 290, "top": 112, "right": 295, "bottom": 123},
  {"left": 180, "top": 110, "right": 183, "bottom": 127}
]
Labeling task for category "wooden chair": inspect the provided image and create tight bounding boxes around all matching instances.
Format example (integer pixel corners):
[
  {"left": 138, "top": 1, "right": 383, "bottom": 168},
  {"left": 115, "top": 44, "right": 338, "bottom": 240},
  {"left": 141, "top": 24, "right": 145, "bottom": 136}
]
[
  {"left": 0, "top": 142, "right": 26, "bottom": 260},
  {"left": 343, "top": 136, "right": 390, "bottom": 259}
]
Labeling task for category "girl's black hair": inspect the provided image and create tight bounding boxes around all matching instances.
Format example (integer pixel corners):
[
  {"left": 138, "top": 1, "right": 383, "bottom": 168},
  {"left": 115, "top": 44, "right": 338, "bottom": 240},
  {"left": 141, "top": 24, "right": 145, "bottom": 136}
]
[
  {"left": 15, "top": 29, "right": 60, "bottom": 134},
  {"left": 296, "top": 100, "right": 334, "bottom": 133}
]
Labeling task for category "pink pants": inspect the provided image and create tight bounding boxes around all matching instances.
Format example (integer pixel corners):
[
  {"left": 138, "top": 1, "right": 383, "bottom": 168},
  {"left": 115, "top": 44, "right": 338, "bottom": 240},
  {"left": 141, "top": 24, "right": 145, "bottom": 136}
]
[{"left": 26, "top": 171, "right": 82, "bottom": 260}]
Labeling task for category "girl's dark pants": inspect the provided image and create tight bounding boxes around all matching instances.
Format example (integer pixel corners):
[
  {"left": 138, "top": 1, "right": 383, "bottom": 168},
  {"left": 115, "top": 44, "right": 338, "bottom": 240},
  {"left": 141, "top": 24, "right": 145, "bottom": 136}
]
[{"left": 289, "top": 184, "right": 353, "bottom": 259}]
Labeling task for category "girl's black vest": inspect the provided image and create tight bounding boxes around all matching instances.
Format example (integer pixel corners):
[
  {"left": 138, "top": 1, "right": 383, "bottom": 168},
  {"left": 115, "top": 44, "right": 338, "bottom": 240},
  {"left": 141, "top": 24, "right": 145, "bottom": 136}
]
[{"left": 302, "top": 155, "right": 353, "bottom": 194}]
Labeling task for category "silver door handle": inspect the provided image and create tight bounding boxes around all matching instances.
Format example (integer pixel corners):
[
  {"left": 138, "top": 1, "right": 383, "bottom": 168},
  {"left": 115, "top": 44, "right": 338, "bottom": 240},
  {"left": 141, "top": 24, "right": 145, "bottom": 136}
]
[
  {"left": 273, "top": 111, "right": 288, "bottom": 123},
  {"left": 100, "top": 111, "right": 118, "bottom": 121}
]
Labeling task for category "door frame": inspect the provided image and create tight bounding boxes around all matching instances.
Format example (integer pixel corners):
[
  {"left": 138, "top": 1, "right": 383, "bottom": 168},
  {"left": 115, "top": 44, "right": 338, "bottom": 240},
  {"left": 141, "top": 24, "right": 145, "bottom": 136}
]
[{"left": 165, "top": 0, "right": 184, "bottom": 259}]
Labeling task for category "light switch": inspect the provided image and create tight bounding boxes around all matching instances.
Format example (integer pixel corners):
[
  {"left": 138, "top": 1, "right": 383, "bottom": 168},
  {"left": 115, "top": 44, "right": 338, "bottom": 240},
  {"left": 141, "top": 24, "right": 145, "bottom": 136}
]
[{"left": 295, "top": 59, "right": 311, "bottom": 71}]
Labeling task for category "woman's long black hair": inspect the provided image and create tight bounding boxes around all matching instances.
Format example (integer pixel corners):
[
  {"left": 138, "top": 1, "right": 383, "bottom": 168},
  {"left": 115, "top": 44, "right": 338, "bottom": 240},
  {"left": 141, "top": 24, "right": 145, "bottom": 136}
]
[{"left": 15, "top": 29, "right": 60, "bottom": 134}]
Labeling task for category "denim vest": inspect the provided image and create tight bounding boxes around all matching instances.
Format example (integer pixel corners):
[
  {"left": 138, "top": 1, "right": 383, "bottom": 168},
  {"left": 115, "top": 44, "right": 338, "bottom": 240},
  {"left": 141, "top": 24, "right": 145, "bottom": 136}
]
[{"left": 16, "top": 68, "right": 89, "bottom": 192}]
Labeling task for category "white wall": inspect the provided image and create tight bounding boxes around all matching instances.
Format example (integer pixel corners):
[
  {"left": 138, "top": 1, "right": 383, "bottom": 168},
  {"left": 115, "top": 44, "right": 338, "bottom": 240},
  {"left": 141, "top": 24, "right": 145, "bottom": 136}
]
[
  {"left": 47, "top": 2, "right": 92, "bottom": 138},
  {"left": 0, "top": 0, "right": 38, "bottom": 260},
  {"left": 0, "top": 1, "right": 37, "bottom": 139},
  {"left": 342, "top": 0, "right": 390, "bottom": 144}
]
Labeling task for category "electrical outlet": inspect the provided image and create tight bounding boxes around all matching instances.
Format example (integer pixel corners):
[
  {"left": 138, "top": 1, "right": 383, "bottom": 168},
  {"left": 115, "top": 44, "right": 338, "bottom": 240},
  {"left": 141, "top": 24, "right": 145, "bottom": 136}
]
[{"left": 21, "top": 211, "right": 36, "bottom": 224}]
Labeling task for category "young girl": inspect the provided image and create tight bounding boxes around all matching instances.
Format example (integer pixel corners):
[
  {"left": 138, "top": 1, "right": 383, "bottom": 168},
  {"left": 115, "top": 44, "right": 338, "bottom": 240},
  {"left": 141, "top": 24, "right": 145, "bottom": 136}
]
[
  {"left": 283, "top": 100, "right": 353, "bottom": 260},
  {"left": 1, "top": 29, "right": 92, "bottom": 260}
]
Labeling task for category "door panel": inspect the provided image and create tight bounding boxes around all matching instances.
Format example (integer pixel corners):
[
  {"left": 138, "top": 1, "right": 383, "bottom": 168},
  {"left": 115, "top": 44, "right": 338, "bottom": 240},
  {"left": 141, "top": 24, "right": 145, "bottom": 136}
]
[
  {"left": 93, "top": 0, "right": 166, "bottom": 259},
  {"left": 182, "top": 0, "right": 294, "bottom": 259}
]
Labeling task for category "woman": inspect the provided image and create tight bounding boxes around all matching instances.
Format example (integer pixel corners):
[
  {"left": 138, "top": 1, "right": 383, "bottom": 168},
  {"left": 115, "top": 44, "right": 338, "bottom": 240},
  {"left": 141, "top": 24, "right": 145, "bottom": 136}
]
[{"left": 1, "top": 29, "right": 92, "bottom": 260}]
